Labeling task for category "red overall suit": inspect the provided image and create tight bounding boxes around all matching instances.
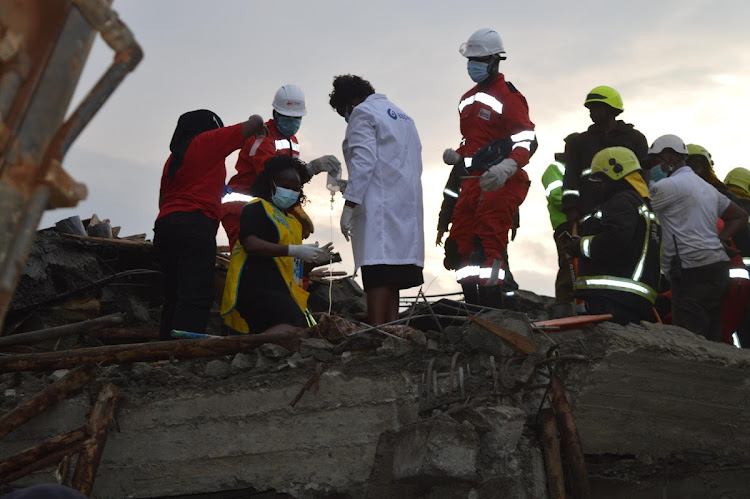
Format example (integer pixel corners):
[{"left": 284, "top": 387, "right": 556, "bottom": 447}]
[
  {"left": 447, "top": 74, "right": 535, "bottom": 286},
  {"left": 220, "top": 119, "right": 300, "bottom": 249},
  {"left": 658, "top": 220, "right": 750, "bottom": 344}
]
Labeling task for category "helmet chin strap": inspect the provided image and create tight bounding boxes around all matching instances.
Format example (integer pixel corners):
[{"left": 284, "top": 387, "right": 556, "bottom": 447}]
[
  {"left": 488, "top": 56, "right": 501, "bottom": 78},
  {"left": 477, "top": 56, "right": 501, "bottom": 87}
]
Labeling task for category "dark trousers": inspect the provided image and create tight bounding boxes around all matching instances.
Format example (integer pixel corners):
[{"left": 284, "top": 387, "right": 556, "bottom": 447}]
[
  {"left": 584, "top": 295, "right": 652, "bottom": 326},
  {"left": 553, "top": 226, "right": 574, "bottom": 303},
  {"left": 736, "top": 305, "right": 750, "bottom": 348},
  {"left": 671, "top": 260, "right": 730, "bottom": 342},
  {"left": 154, "top": 212, "right": 218, "bottom": 340},
  {"left": 462, "top": 283, "right": 504, "bottom": 309}
]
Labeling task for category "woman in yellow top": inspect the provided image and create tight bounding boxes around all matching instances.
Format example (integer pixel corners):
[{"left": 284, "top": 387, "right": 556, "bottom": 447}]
[{"left": 221, "top": 156, "right": 333, "bottom": 334}]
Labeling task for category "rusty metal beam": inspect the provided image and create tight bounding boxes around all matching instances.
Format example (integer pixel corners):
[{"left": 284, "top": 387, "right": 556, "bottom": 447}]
[{"left": 0, "top": 0, "right": 142, "bottom": 332}]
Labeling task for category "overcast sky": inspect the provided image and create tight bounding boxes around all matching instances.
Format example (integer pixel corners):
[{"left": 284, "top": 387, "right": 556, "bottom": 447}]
[{"left": 40, "top": 0, "right": 750, "bottom": 300}]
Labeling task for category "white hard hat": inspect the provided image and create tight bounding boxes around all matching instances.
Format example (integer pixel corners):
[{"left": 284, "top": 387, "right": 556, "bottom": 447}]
[
  {"left": 272, "top": 84, "right": 307, "bottom": 117},
  {"left": 648, "top": 134, "right": 688, "bottom": 155},
  {"left": 459, "top": 29, "right": 506, "bottom": 58}
]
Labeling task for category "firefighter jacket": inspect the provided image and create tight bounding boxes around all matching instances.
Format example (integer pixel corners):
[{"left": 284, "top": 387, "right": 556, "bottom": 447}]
[
  {"left": 562, "top": 121, "right": 647, "bottom": 217},
  {"left": 455, "top": 73, "right": 536, "bottom": 171},
  {"left": 542, "top": 161, "right": 566, "bottom": 230},
  {"left": 228, "top": 119, "right": 300, "bottom": 194},
  {"left": 574, "top": 185, "right": 661, "bottom": 314}
]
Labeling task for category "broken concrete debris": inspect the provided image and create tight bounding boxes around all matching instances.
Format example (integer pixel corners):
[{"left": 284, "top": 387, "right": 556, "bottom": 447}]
[
  {"left": 1, "top": 220, "right": 749, "bottom": 498},
  {"left": 2, "top": 321, "right": 749, "bottom": 498}
]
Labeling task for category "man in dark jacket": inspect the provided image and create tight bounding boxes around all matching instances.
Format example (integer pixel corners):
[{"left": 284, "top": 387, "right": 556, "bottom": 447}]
[
  {"left": 564, "top": 146, "right": 661, "bottom": 325},
  {"left": 562, "top": 86, "right": 648, "bottom": 224}
]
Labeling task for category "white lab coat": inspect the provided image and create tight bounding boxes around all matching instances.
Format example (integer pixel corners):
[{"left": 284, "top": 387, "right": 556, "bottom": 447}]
[{"left": 342, "top": 94, "right": 424, "bottom": 272}]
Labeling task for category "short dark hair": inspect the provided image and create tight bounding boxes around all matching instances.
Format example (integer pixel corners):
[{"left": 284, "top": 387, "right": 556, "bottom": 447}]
[
  {"left": 329, "top": 74, "right": 375, "bottom": 115},
  {"left": 250, "top": 155, "right": 307, "bottom": 205}
]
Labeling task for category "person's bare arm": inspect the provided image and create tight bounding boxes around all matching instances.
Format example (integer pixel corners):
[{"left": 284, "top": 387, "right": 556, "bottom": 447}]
[
  {"left": 719, "top": 201, "right": 748, "bottom": 244},
  {"left": 241, "top": 235, "right": 288, "bottom": 258}
]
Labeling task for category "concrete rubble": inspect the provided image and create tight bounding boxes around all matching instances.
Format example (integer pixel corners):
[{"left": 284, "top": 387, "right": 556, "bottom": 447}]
[{"left": 1, "top": 228, "right": 750, "bottom": 498}]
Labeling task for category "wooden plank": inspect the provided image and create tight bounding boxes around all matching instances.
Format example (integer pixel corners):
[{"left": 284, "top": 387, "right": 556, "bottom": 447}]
[
  {"left": 540, "top": 408, "right": 566, "bottom": 499},
  {"left": 60, "top": 232, "right": 152, "bottom": 246},
  {"left": 549, "top": 376, "right": 590, "bottom": 498},
  {"left": 0, "top": 313, "right": 124, "bottom": 348},
  {"left": 0, "top": 427, "right": 87, "bottom": 483},
  {"left": 468, "top": 314, "right": 536, "bottom": 355},
  {"left": 0, "top": 362, "right": 98, "bottom": 438},
  {"left": 531, "top": 314, "right": 613, "bottom": 332},
  {"left": 71, "top": 383, "right": 121, "bottom": 495},
  {"left": 119, "top": 233, "right": 147, "bottom": 240},
  {"left": 88, "top": 326, "right": 158, "bottom": 342},
  {"left": 0, "top": 328, "right": 312, "bottom": 372}
]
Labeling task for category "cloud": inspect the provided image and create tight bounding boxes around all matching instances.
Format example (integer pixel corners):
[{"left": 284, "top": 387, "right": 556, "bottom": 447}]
[{"left": 55, "top": 0, "right": 750, "bottom": 302}]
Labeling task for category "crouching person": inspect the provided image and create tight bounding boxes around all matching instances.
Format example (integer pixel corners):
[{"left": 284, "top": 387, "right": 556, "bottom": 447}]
[
  {"left": 221, "top": 156, "right": 333, "bottom": 334},
  {"left": 563, "top": 147, "right": 661, "bottom": 325}
]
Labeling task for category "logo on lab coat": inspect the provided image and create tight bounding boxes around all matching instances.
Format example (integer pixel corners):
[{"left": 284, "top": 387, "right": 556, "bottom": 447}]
[{"left": 387, "top": 108, "right": 413, "bottom": 122}]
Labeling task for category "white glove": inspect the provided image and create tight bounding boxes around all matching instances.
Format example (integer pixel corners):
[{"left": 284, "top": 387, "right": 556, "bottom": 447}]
[
  {"left": 340, "top": 205, "right": 354, "bottom": 241},
  {"left": 480, "top": 158, "right": 518, "bottom": 192},
  {"left": 312, "top": 242, "right": 334, "bottom": 265},
  {"left": 307, "top": 155, "right": 342, "bottom": 176},
  {"left": 287, "top": 243, "right": 322, "bottom": 263},
  {"left": 443, "top": 148, "right": 462, "bottom": 165}
]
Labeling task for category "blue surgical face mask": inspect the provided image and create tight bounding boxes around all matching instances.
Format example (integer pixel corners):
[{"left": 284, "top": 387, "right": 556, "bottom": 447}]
[
  {"left": 344, "top": 110, "right": 351, "bottom": 123},
  {"left": 650, "top": 164, "right": 668, "bottom": 184},
  {"left": 275, "top": 115, "right": 301, "bottom": 137},
  {"left": 271, "top": 184, "right": 300, "bottom": 210},
  {"left": 467, "top": 61, "right": 490, "bottom": 83}
]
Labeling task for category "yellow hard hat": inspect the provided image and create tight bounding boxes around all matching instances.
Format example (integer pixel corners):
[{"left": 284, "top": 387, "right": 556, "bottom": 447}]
[
  {"left": 686, "top": 143, "right": 714, "bottom": 166},
  {"left": 585, "top": 86, "right": 624, "bottom": 112},
  {"left": 725, "top": 167, "right": 750, "bottom": 196},
  {"left": 590, "top": 146, "right": 640, "bottom": 181}
]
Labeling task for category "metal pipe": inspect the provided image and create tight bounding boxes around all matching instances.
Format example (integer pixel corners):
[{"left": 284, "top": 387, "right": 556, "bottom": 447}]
[{"left": 61, "top": 0, "right": 143, "bottom": 155}]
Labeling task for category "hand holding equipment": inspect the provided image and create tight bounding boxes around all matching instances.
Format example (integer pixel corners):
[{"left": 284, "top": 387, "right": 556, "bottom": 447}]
[
  {"left": 308, "top": 155, "right": 342, "bottom": 176},
  {"left": 287, "top": 243, "right": 322, "bottom": 263}
]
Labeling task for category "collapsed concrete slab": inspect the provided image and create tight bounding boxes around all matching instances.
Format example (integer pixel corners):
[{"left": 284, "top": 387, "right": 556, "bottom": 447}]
[
  {"left": 2, "top": 312, "right": 750, "bottom": 498},
  {"left": 392, "top": 418, "right": 479, "bottom": 484},
  {"left": 2, "top": 358, "right": 421, "bottom": 497},
  {"left": 554, "top": 321, "right": 750, "bottom": 497}
]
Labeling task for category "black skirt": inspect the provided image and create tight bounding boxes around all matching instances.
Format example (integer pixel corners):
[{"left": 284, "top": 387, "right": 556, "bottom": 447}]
[{"left": 361, "top": 264, "right": 424, "bottom": 291}]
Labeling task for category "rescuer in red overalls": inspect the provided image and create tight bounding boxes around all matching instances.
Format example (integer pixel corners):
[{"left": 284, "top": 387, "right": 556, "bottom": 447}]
[
  {"left": 220, "top": 85, "right": 342, "bottom": 250},
  {"left": 439, "top": 28, "right": 536, "bottom": 307}
]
